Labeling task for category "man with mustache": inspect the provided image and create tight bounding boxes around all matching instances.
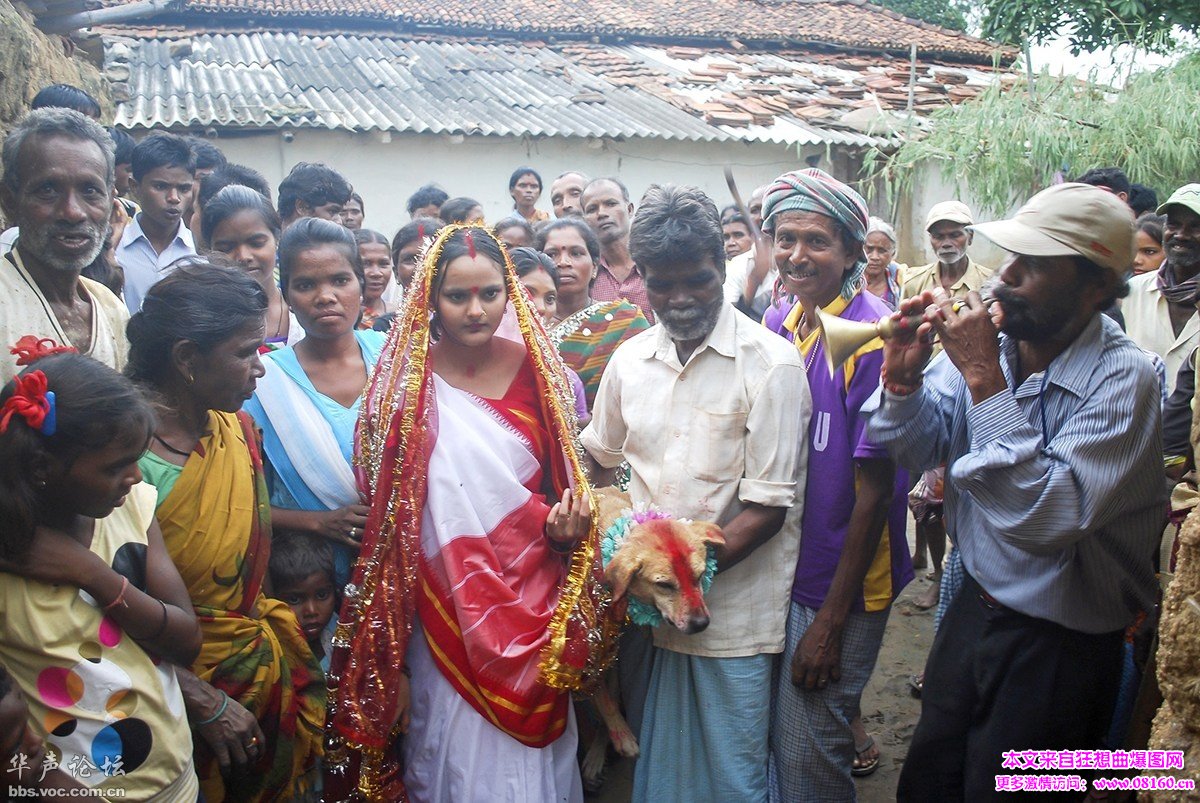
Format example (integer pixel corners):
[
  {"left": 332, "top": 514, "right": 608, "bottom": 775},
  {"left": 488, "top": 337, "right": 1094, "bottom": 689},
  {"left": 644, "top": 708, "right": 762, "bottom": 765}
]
[
  {"left": 869, "top": 183, "right": 1162, "bottom": 801},
  {"left": 902, "top": 201, "right": 993, "bottom": 302},
  {"left": 550, "top": 170, "right": 588, "bottom": 219},
  {"left": 0, "top": 108, "right": 131, "bottom": 382},
  {"left": 1123, "top": 183, "right": 1200, "bottom": 394},
  {"left": 900, "top": 201, "right": 995, "bottom": 611},
  {"left": 582, "top": 176, "right": 655, "bottom": 323},
  {"left": 581, "top": 183, "right": 808, "bottom": 802}
]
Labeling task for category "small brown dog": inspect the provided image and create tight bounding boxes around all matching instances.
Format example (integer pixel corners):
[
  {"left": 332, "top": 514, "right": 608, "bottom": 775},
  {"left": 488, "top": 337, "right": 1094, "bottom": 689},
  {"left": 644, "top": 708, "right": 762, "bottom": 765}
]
[{"left": 581, "top": 487, "right": 724, "bottom": 786}]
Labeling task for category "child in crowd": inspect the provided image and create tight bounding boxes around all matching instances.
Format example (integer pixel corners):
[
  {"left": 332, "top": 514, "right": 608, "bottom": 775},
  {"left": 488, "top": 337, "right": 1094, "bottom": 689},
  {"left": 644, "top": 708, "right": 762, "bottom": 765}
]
[
  {"left": 269, "top": 531, "right": 340, "bottom": 671},
  {"left": 0, "top": 349, "right": 202, "bottom": 800},
  {"left": 0, "top": 662, "right": 85, "bottom": 795}
]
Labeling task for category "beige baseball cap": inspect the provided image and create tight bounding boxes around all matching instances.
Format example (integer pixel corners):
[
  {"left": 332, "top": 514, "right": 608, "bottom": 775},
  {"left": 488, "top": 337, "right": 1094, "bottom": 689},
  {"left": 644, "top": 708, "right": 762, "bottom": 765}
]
[
  {"left": 1158, "top": 184, "right": 1200, "bottom": 218},
  {"left": 970, "top": 183, "right": 1134, "bottom": 275},
  {"left": 925, "top": 201, "right": 974, "bottom": 231}
]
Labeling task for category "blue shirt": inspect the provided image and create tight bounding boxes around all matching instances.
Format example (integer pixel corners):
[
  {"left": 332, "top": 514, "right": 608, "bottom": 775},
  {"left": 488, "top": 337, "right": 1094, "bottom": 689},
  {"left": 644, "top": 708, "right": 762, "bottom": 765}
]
[
  {"left": 867, "top": 314, "right": 1162, "bottom": 633},
  {"left": 115, "top": 213, "right": 195, "bottom": 312}
]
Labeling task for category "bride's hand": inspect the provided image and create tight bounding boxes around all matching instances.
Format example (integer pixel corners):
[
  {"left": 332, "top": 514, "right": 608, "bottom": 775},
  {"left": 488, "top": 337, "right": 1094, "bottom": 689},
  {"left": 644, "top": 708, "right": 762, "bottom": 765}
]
[{"left": 545, "top": 489, "right": 592, "bottom": 546}]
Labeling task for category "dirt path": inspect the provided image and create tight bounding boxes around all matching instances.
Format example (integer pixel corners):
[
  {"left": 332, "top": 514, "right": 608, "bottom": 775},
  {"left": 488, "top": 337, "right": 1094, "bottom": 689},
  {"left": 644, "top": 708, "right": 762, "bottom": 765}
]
[
  {"left": 594, "top": 567, "right": 938, "bottom": 802},
  {"left": 855, "top": 574, "right": 937, "bottom": 801}
]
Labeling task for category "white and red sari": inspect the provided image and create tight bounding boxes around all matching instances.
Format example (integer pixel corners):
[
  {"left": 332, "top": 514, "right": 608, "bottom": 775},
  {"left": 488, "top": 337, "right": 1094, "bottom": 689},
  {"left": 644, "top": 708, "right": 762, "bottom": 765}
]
[{"left": 323, "top": 224, "right": 620, "bottom": 802}]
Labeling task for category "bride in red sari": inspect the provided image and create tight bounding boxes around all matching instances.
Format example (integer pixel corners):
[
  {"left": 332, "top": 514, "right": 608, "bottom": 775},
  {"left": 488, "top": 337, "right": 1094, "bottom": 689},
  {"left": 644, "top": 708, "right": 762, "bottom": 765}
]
[{"left": 323, "top": 224, "right": 620, "bottom": 802}]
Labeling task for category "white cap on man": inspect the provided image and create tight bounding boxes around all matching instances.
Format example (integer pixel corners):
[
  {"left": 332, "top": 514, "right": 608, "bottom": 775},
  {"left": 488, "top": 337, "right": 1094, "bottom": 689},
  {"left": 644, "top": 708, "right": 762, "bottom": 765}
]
[
  {"left": 925, "top": 201, "right": 974, "bottom": 231},
  {"left": 970, "top": 183, "right": 1134, "bottom": 275}
]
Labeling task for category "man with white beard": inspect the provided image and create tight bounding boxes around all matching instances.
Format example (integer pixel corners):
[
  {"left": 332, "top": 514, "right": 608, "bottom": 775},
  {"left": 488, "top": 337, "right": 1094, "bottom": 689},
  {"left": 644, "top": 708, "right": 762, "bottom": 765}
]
[
  {"left": 0, "top": 108, "right": 129, "bottom": 382},
  {"left": 902, "top": 201, "right": 993, "bottom": 301},
  {"left": 900, "top": 201, "right": 994, "bottom": 611},
  {"left": 582, "top": 183, "right": 809, "bottom": 802}
]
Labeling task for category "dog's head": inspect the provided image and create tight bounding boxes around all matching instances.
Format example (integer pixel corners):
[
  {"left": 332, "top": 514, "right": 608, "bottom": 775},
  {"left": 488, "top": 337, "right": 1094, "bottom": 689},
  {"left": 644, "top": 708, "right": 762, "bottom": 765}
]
[{"left": 605, "top": 517, "right": 725, "bottom": 634}]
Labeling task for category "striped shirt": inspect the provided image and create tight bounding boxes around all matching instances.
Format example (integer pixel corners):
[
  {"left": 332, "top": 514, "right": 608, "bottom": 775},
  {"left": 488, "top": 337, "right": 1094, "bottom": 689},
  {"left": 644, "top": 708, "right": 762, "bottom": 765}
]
[{"left": 867, "top": 314, "right": 1163, "bottom": 633}]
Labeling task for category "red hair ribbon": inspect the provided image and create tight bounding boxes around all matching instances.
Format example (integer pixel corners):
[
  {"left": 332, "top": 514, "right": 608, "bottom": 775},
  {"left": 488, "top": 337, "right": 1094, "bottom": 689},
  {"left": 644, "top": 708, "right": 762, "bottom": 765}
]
[
  {"left": 465, "top": 229, "right": 477, "bottom": 259},
  {"left": 417, "top": 224, "right": 425, "bottom": 241},
  {"left": 0, "top": 370, "right": 57, "bottom": 436},
  {"left": 10, "top": 335, "right": 77, "bottom": 367}
]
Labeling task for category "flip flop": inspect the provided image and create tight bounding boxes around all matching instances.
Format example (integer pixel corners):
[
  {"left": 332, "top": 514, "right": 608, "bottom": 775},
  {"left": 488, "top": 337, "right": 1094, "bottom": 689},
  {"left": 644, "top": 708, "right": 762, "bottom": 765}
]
[
  {"left": 852, "top": 736, "right": 880, "bottom": 777},
  {"left": 908, "top": 673, "right": 923, "bottom": 699}
]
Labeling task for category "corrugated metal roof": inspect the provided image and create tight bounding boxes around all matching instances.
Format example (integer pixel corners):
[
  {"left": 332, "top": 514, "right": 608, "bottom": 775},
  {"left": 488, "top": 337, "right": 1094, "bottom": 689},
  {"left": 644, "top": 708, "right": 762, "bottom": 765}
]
[
  {"left": 110, "top": 33, "right": 746, "bottom": 142},
  {"left": 107, "top": 32, "right": 1000, "bottom": 146}
]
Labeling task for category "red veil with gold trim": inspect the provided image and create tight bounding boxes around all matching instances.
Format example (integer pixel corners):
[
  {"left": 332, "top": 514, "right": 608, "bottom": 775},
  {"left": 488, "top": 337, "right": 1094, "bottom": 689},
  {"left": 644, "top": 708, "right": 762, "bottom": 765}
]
[{"left": 322, "top": 224, "right": 621, "bottom": 801}]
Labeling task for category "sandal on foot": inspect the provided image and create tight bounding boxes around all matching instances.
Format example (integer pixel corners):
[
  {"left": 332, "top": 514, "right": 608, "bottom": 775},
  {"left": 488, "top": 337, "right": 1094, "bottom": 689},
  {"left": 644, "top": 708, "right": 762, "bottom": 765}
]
[
  {"left": 908, "top": 673, "right": 923, "bottom": 699},
  {"left": 852, "top": 736, "right": 880, "bottom": 777}
]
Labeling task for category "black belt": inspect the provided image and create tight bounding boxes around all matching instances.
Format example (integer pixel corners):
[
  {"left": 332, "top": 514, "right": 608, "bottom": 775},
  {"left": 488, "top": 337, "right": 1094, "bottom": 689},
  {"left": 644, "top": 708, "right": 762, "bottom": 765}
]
[{"left": 964, "top": 572, "right": 1010, "bottom": 613}]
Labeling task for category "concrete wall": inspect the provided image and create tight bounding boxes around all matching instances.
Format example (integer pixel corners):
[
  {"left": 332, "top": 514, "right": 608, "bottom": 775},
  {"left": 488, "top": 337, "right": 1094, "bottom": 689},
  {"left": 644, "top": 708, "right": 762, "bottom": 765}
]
[
  {"left": 199, "top": 127, "right": 1014, "bottom": 274},
  {"left": 207, "top": 128, "right": 854, "bottom": 237},
  {"left": 881, "top": 160, "right": 1014, "bottom": 271}
]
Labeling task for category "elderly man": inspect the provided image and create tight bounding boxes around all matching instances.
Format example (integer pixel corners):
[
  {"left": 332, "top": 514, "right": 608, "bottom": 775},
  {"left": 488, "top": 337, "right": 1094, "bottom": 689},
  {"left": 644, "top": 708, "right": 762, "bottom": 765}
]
[
  {"left": 581, "top": 184, "right": 808, "bottom": 802},
  {"left": 869, "top": 183, "right": 1162, "bottom": 800},
  {"left": 0, "top": 108, "right": 129, "bottom": 382},
  {"left": 903, "top": 201, "right": 993, "bottom": 300},
  {"left": 902, "top": 200, "right": 994, "bottom": 609},
  {"left": 581, "top": 176, "right": 655, "bottom": 323},
  {"left": 1123, "top": 183, "right": 1200, "bottom": 394}
]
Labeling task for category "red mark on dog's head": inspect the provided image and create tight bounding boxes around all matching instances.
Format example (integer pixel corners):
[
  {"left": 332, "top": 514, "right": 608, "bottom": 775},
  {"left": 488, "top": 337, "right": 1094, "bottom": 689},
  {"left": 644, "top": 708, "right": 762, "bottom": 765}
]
[{"left": 651, "top": 522, "right": 704, "bottom": 609}]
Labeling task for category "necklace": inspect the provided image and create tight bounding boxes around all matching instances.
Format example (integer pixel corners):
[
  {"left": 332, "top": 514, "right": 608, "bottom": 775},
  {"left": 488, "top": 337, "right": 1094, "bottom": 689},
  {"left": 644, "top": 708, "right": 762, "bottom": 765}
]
[
  {"left": 804, "top": 334, "right": 822, "bottom": 373},
  {"left": 797, "top": 312, "right": 822, "bottom": 373},
  {"left": 549, "top": 300, "right": 603, "bottom": 346},
  {"left": 153, "top": 432, "right": 194, "bottom": 458},
  {"left": 270, "top": 299, "right": 287, "bottom": 340}
]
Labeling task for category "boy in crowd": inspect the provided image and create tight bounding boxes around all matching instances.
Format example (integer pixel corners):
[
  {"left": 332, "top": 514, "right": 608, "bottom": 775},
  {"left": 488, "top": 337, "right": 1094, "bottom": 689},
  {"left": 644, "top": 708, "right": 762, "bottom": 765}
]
[
  {"left": 117, "top": 132, "right": 196, "bottom": 312},
  {"left": 278, "top": 162, "right": 353, "bottom": 228},
  {"left": 269, "top": 532, "right": 340, "bottom": 670}
]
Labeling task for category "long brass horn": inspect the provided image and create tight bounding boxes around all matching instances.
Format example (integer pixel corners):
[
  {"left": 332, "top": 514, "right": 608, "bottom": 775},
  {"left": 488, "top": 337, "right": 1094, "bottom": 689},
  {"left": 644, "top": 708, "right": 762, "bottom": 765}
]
[
  {"left": 813, "top": 307, "right": 921, "bottom": 376},
  {"left": 814, "top": 296, "right": 991, "bottom": 376}
]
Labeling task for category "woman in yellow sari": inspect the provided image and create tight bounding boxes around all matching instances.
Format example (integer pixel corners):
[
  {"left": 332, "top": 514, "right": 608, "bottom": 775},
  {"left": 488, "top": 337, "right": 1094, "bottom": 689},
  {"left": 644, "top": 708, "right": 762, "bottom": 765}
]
[{"left": 126, "top": 258, "right": 326, "bottom": 802}]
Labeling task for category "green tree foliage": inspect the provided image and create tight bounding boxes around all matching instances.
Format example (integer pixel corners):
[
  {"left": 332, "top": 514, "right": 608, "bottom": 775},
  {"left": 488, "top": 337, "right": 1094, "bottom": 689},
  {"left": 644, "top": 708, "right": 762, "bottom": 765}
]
[
  {"left": 862, "top": 52, "right": 1200, "bottom": 216},
  {"left": 874, "top": 0, "right": 969, "bottom": 32},
  {"left": 980, "top": 0, "right": 1199, "bottom": 54}
]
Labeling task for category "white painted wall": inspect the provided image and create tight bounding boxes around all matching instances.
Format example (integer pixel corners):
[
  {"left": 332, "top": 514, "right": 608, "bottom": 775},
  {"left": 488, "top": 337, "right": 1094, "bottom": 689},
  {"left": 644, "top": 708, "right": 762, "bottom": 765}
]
[
  {"left": 210, "top": 128, "right": 840, "bottom": 237},
  {"left": 206, "top": 127, "right": 1013, "bottom": 272}
]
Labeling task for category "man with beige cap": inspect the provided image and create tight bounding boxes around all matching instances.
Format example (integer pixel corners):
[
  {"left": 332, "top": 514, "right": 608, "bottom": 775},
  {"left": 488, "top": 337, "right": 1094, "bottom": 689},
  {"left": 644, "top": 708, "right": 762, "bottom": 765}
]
[
  {"left": 901, "top": 201, "right": 994, "bottom": 612},
  {"left": 869, "top": 183, "right": 1162, "bottom": 801},
  {"left": 1124, "top": 183, "right": 1200, "bottom": 394},
  {"left": 902, "top": 200, "right": 994, "bottom": 301}
]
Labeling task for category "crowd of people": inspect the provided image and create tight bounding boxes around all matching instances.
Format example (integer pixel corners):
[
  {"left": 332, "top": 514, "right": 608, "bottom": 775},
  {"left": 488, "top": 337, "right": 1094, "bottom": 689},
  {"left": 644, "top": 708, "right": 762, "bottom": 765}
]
[{"left": 0, "top": 81, "right": 1196, "bottom": 803}]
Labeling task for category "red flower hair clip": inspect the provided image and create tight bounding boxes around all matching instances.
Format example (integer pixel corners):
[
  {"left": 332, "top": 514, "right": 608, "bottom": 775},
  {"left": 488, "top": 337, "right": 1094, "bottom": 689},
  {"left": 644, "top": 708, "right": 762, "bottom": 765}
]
[
  {"left": 0, "top": 370, "right": 57, "bottom": 436},
  {"left": 10, "top": 335, "right": 77, "bottom": 367}
]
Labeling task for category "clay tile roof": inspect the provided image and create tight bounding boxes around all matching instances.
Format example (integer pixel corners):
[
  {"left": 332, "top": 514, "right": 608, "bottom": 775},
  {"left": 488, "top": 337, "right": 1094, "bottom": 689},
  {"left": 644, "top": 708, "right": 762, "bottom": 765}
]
[{"left": 98, "top": 0, "right": 1010, "bottom": 64}]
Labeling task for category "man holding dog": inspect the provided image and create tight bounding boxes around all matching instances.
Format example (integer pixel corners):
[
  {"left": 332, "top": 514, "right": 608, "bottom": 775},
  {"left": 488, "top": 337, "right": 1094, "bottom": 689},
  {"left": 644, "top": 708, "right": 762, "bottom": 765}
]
[
  {"left": 868, "top": 183, "right": 1163, "bottom": 800},
  {"left": 581, "top": 183, "right": 808, "bottom": 802}
]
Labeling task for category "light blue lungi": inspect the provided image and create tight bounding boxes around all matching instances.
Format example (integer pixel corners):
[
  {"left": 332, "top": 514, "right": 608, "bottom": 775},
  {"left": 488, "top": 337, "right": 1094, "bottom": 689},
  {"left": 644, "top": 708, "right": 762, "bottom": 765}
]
[{"left": 632, "top": 648, "right": 774, "bottom": 803}]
